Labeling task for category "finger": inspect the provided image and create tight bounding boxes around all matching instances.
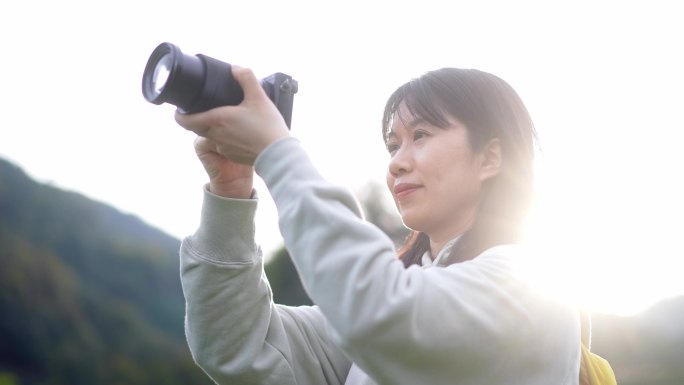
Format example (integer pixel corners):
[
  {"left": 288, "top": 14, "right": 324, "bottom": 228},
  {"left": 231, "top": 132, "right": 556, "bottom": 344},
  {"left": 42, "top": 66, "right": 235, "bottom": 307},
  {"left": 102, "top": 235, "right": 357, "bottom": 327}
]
[
  {"left": 231, "top": 65, "right": 267, "bottom": 102},
  {"left": 175, "top": 108, "right": 215, "bottom": 136},
  {"left": 193, "top": 136, "right": 214, "bottom": 152}
]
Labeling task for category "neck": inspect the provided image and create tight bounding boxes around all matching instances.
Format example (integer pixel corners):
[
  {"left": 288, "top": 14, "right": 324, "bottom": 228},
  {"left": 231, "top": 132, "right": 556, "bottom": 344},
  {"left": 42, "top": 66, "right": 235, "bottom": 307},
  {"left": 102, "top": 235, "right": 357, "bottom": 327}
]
[{"left": 427, "top": 208, "right": 476, "bottom": 259}]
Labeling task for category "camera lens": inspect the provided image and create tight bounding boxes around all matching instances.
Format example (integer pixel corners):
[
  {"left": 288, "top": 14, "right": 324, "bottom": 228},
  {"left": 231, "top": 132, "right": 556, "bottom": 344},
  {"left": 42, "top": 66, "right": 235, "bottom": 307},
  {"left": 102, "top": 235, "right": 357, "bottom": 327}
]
[
  {"left": 142, "top": 43, "right": 202, "bottom": 109},
  {"left": 152, "top": 53, "right": 172, "bottom": 96},
  {"left": 142, "top": 42, "right": 242, "bottom": 114}
]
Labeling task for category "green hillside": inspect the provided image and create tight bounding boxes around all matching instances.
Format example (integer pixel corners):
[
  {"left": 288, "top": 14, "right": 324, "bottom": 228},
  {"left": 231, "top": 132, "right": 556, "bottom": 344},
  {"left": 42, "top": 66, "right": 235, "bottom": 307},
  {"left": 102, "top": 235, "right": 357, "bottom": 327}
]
[{"left": 0, "top": 158, "right": 212, "bottom": 385}]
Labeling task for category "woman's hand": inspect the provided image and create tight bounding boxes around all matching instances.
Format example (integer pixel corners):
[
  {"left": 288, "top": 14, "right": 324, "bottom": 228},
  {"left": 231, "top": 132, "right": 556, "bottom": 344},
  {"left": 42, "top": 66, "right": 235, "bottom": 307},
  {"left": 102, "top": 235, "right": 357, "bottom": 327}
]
[
  {"left": 175, "top": 66, "right": 290, "bottom": 165},
  {"left": 194, "top": 136, "right": 254, "bottom": 198}
]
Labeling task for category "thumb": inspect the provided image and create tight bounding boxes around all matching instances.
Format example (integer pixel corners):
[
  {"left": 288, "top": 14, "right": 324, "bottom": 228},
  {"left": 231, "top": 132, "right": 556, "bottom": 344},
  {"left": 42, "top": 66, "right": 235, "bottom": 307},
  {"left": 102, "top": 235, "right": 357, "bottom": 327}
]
[{"left": 231, "top": 65, "right": 267, "bottom": 102}]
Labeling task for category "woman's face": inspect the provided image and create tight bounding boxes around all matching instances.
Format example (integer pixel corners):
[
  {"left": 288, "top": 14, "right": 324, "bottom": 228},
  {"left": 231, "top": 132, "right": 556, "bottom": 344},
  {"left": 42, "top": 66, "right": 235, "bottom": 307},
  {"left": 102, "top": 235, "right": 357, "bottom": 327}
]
[{"left": 385, "top": 107, "right": 497, "bottom": 241}]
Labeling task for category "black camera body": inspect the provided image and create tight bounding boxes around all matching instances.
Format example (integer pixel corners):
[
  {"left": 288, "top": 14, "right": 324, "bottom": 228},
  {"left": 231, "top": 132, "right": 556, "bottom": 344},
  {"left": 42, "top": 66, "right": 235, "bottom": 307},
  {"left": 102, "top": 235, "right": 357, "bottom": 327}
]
[{"left": 142, "top": 42, "right": 298, "bottom": 128}]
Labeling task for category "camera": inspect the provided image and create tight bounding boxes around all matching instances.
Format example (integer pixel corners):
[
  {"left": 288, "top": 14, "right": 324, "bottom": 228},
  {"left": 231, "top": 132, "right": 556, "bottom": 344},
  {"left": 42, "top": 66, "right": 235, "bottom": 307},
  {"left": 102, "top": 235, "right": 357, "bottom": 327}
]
[{"left": 141, "top": 42, "right": 298, "bottom": 128}]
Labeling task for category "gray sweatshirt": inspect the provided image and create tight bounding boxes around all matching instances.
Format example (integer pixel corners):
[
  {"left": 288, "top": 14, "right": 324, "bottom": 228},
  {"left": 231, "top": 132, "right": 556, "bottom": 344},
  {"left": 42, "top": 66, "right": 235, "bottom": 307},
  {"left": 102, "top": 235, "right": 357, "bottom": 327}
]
[{"left": 180, "top": 137, "right": 581, "bottom": 385}]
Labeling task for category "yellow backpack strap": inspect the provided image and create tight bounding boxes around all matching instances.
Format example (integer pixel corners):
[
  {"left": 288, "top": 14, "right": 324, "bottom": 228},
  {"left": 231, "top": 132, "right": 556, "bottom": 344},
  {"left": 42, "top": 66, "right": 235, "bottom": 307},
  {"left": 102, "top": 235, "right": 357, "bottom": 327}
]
[
  {"left": 580, "top": 309, "right": 592, "bottom": 348},
  {"left": 578, "top": 309, "right": 618, "bottom": 385}
]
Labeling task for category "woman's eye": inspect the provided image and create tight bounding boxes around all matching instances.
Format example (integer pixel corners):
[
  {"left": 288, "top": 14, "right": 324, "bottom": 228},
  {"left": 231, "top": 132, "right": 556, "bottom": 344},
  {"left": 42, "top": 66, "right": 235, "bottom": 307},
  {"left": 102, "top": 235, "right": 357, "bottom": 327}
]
[
  {"left": 413, "top": 130, "right": 428, "bottom": 141},
  {"left": 386, "top": 144, "right": 399, "bottom": 154}
]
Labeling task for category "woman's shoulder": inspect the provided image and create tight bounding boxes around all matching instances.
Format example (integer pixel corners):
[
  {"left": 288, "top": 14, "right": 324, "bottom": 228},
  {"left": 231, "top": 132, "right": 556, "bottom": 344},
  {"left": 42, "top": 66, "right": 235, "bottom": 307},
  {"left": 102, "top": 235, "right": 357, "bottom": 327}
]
[
  {"left": 477, "top": 243, "right": 526, "bottom": 259},
  {"left": 462, "top": 243, "right": 580, "bottom": 313},
  {"left": 456, "top": 243, "right": 528, "bottom": 275}
]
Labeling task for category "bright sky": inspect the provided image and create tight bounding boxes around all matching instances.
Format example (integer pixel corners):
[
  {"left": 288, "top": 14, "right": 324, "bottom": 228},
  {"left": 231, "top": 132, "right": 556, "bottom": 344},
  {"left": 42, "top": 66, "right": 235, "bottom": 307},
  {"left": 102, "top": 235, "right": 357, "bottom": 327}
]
[{"left": 2, "top": 1, "right": 682, "bottom": 316}]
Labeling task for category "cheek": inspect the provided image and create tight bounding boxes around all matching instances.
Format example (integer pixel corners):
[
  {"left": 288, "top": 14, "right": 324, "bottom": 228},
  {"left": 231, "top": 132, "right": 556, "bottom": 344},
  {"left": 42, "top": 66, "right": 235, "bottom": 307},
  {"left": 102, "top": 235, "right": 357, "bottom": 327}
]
[
  {"left": 386, "top": 173, "right": 397, "bottom": 203},
  {"left": 446, "top": 167, "right": 483, "bottom": 202},
  {"left": 431, "top": 161, "right": 481, "bottom": 200}
]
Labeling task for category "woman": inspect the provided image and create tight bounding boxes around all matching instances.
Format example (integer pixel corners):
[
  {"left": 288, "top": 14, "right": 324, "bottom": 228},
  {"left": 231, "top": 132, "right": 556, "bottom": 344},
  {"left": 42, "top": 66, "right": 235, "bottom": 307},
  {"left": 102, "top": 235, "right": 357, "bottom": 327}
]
[{"left": 175, "top": 66, "right": 580, "bottom": 385}]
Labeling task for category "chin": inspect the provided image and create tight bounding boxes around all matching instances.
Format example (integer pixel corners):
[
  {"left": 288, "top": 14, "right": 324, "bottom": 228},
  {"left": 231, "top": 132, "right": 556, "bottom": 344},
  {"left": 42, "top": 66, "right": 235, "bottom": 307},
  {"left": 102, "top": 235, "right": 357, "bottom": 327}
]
[{"left": 398, "top": 212, "right": 428, "bottom": 233}]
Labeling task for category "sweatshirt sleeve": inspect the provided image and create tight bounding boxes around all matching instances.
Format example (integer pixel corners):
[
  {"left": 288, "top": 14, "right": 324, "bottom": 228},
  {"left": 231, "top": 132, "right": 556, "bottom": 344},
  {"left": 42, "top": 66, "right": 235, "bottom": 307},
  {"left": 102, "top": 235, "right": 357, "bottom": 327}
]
[
  {"left": 180, "top": 186, "right": 352, "bottom": 385},
  {"left": 254, "top": 137, "right": 580, "bottom": 385}
]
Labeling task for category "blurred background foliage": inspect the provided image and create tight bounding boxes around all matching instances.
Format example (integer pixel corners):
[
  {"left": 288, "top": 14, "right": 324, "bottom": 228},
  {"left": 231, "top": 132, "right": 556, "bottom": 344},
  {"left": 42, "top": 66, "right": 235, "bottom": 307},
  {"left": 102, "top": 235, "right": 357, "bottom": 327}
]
[{"left": 1, "top": 157, "right": 682, "bottom": 384}]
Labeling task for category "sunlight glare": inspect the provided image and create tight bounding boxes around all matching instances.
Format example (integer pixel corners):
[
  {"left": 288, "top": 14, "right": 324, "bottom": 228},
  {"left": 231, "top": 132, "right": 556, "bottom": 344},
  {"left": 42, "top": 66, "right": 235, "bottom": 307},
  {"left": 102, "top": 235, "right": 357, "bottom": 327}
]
[{"left": 521, "top": 153, "right": 684, "bottom": 317}]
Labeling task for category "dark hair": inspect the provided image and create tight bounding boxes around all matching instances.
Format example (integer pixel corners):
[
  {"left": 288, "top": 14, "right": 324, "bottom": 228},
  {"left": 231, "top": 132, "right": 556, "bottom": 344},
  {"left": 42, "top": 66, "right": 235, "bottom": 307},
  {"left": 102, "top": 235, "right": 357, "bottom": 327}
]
[{"left": 382, "top": 68, "right": 537, "bottom": 267}]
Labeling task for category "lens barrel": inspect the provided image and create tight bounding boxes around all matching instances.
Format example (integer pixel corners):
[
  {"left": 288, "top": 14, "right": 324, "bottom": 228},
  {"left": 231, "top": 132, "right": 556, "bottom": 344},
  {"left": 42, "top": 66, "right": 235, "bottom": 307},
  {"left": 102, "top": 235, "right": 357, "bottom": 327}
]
[{"left": 141, "top": 42, "right": 244, "bottom": 114}]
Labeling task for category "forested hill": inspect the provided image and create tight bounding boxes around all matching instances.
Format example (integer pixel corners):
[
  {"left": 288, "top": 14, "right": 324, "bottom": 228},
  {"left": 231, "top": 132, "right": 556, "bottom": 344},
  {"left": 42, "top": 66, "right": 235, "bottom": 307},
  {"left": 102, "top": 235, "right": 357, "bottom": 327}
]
[{"left": 0, "top": 157, "right": 213, "bottom": 385}]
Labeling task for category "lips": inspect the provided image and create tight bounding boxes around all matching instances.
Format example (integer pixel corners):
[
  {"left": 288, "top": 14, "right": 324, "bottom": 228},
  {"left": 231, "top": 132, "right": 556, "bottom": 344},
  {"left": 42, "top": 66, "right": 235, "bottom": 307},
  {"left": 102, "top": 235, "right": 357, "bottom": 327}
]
[{"left": 394, "top": 183, "right": 421, "bottom": 198}]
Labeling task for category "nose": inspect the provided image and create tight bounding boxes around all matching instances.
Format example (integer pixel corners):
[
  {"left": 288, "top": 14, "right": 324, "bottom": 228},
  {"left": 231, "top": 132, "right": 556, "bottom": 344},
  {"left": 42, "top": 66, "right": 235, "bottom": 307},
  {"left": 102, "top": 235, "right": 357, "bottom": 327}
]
[{"left": 388, "top": 146, "right": 412, "bottom": 178}]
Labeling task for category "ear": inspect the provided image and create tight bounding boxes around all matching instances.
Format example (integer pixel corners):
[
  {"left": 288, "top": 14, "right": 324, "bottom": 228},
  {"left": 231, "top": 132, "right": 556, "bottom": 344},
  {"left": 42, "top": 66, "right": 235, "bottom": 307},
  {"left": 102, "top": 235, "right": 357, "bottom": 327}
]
[{"left": 479, "top": 138, "right": 502, "bottom": 182}]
